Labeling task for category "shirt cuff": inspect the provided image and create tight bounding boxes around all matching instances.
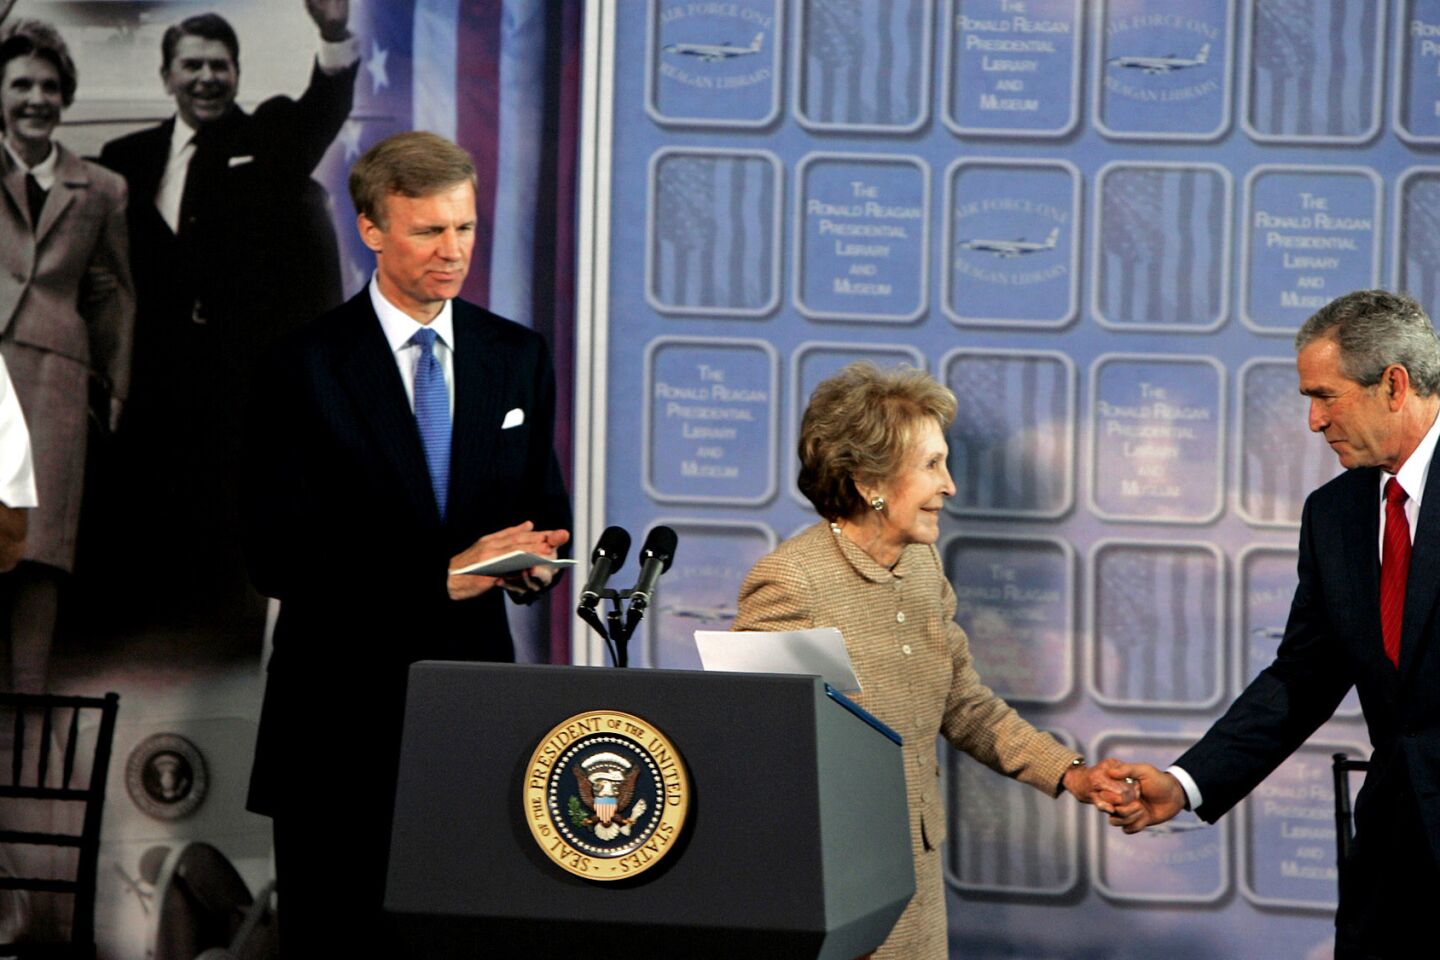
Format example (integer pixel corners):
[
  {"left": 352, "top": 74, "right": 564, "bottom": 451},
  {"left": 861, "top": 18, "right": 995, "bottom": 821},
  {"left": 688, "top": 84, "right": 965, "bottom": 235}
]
[
  {"left": 318, "top": 37, "right": 361, "bottom": 73},
  {"left": 1167, "top": 764, "right": 1202, "bottom": 811}
]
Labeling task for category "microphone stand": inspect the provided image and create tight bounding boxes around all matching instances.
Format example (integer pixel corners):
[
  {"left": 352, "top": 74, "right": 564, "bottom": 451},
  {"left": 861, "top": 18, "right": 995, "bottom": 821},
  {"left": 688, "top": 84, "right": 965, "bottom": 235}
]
[
  {"left": 607, "top": 591, "right": 632, "bottom": 668},
  {"left": 578, "top": 587, "right": 639, "bottom": 668}
]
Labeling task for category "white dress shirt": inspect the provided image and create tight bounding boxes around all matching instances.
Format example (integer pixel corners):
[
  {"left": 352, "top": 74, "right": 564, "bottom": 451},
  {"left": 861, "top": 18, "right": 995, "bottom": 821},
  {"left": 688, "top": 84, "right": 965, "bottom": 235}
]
[
  {"left": 154, "top": 115, "right": 199, "bottom": 233},
  {"left": 3, "top": 140, "right": 58, "bottom": 190},
  {"left": 369, "top": 275, "right": 455, "bottom": 418},
  {"left": 1377, "top": 407, "right": 1440, "bottom": 554},
  {"left": 1169, "top": 405, "right": 1440, "bottom": 812}
]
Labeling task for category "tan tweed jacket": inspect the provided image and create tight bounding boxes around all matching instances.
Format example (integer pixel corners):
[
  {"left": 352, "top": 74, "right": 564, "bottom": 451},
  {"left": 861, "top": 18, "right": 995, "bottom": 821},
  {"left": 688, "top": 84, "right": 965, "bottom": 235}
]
[{"left": 734, "top": 521, "right": 1077, "bottom": 959}]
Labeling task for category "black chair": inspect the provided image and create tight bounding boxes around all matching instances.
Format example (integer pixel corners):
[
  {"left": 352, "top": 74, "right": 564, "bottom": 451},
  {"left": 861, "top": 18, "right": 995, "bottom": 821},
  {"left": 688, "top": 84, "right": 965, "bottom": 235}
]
[
  {"left": 1331, "top": 751, "right": 1370, "bottom": 874},
  {"left": 0, "top": 692, "right": 121, "bottom": 960}
]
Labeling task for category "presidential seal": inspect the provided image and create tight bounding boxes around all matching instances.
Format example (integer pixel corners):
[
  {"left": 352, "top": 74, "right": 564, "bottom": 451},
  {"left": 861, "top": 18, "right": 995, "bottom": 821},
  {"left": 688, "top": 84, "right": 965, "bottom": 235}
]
[
  {"left": 523, "top": 710, "right": 689, "bottom": 880},
  {"left": 125, "top": 733, "right": 208, "bottom": 821}
]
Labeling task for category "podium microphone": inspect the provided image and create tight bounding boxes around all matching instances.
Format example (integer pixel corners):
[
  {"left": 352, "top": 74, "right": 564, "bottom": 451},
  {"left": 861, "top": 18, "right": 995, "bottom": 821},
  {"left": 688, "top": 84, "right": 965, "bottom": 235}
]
[
  {"left": 627, "top": 526, "right": 677, "bottom": 615},
  {"left": 578, "top": 525, "right": 631, "bottom": 613}
]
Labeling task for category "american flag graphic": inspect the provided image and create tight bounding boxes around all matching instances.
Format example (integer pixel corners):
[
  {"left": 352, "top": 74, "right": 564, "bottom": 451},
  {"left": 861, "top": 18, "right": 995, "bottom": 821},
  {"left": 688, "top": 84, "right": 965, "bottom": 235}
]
[
  {"left": 1094, "top": 545, "right": 1221, "bottom": 707},
  {"left": 1399, "top": 172, "right": 1440, "bottom": 322},
  {"left": 1239, "top": 362, "right": 1341, "bottom": 525},
  {"left": 1247, "top": 0, "right": 1381, "bottom": 139},
  {"left": 650, "top": 152, "right": 778, "bottom": 312},
  {"left": 798, "top": 0, "right": 929, "bottom": 127},
  {"left": 947, "top": 746, "right": 1077, "bottom": 893},
  {"left": 945, "top": 353, "right": 1073, "bottom": 516},
  {"left": 1097, "top": 165, "right": 1228, "bottom": 327}
]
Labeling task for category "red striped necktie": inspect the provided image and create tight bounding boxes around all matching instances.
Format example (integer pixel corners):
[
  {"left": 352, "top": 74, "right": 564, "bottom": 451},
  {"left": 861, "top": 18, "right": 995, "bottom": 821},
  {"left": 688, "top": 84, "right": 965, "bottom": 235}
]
[{"left": 1381, "top": 477, "right": 1410, "bottom": 669}]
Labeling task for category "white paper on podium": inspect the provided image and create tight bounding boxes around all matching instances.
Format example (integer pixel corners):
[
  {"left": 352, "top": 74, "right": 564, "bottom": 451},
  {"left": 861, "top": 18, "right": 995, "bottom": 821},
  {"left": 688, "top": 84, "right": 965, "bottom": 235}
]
[{"left": 693, "top": 628, "right": 861, "bottom": 694}]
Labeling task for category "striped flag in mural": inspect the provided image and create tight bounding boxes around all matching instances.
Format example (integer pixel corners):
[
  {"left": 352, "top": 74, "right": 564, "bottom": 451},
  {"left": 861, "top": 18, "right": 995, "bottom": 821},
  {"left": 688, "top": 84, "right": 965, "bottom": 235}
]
[
  {"left": 943, "top": 352, "right": 1074, "bottom": 517},
  {"left": 648, "top": 151, "right": 779, "bottom": 313},
  {"left": 946, "top": 740, "right": 1078, "bottom": 894},
  {"left": 797, "top": 0, "right": 929, "bottom": 127},
  {"left": 1092, "top": 544, "right": 1221, "bottom": 708},
  {"left": 324, "top": 0, "right": 576, "bottom": 324},
  {"left": 321, "top": 0, "right": 414, "bottom": 301},
  {"left": 1246, "top": 0, "right": 1382, "bottom": 140},
  {"left": 1398, "top": 172, "right": 1440, "bottom": 323},
  {"left": 1238, "top": 361, "right": 1342, "bottom": 525},
  {"left": 1096, "top": 163, "right": 1228, "bottom": 327}
]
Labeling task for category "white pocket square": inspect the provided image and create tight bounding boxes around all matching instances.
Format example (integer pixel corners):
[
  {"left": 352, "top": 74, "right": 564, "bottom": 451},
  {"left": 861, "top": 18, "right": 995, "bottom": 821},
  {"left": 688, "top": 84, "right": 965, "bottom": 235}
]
[
  {"left": 501, "top": 408, "right": 525, "bottom": 429},
  {"left": 228, "top": 155, "right": 254, "bottom": 167}
]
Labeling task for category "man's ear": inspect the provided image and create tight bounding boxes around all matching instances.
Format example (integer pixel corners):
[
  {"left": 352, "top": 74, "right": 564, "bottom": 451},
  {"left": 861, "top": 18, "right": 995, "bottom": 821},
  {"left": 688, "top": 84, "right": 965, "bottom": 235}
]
[
  {"left": 1385, "top": 364, "right": 1412, "bottom": 410},
  {"left": 357, "top": 213, "right": 384, "bottom": 254}
]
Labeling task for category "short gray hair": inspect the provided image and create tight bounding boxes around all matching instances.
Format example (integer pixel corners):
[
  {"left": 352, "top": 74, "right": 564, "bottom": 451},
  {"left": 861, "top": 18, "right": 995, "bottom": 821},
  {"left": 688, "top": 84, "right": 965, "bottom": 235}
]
[{"left": 1294, "top": 290, "right": 1440, "bottom": 396}]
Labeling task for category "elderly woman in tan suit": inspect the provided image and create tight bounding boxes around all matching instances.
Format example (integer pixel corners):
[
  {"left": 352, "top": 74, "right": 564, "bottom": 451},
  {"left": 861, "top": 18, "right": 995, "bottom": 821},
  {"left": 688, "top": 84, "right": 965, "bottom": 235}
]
[
  {"left": 735, "top": 364, "right": 1125, "bottom": 959},
  {"left": 0, "top": 18, "right": 132, "bottom": 691}
]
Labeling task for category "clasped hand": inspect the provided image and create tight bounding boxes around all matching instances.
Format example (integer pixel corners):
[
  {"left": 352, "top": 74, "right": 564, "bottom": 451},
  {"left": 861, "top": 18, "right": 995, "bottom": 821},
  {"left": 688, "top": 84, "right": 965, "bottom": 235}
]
[
  {"left": 1062, "top": 757, "right": 1139, "bottom": 809},
  {"left": 1098, "top": 762, "right": 1189, "bottom": 833},
  {"left": 447, "top": 521, "right": 570, "bottom": 601}
]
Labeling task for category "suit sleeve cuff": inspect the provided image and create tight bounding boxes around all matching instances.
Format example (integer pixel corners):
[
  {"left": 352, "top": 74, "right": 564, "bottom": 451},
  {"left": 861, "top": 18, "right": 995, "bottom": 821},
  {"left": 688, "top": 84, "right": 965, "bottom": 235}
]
[
  {"left": 318, "top": 38, "right": 361, "bottom": 73},
  {"left": 1167, "top": 764, "right": 1201, "bottom": 811}
]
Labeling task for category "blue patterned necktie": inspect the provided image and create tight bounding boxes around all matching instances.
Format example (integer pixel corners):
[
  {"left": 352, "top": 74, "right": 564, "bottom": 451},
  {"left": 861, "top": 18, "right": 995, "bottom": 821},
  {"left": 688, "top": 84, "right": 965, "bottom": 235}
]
[{"left": 410, "top": 327, "right": 450, "bottom": 520}]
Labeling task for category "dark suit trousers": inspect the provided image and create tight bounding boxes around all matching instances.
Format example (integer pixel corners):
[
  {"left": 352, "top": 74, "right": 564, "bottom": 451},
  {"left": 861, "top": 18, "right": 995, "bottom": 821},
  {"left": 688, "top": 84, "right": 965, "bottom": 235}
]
[
  {"left": 273, "top": 797, "right": 400, "bottom": 954},
  {"left": 1335, "top": 768, "right": 1440, "bottom": 959}
]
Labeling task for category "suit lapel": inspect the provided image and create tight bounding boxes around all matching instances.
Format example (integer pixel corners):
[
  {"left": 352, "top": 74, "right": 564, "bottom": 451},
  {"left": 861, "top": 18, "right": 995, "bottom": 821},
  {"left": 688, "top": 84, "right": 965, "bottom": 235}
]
[
  {"left": 1400, "top": 452, "right": 1440, "bottom": 678},
  {"left": 448, "top": 302, "right": 502, "bottom": 536},
  {"left": 335, "top": 295, "right": 443, "bottom": 528},
  {"left": 130, "top": 121, "right": 173, "bottom": 212},
  {"left": 1337, "top": 468, "right": 1400, "bottom": 698},
  {"left": 0, "top": 150, "right": 26, "bottom": 229},
  {"left": 34, "top": 145, "right": 85, "bottom": 246}
]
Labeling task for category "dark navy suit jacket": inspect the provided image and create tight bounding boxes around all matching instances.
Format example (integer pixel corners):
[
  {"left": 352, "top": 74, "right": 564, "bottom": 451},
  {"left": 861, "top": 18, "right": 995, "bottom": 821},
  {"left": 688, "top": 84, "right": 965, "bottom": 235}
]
[
  {"left": 242, "top": 291, "right": 570, "bottom": 818},
  {"left": 1178, "top": 459, "right": 1440, "bottom": 868}
]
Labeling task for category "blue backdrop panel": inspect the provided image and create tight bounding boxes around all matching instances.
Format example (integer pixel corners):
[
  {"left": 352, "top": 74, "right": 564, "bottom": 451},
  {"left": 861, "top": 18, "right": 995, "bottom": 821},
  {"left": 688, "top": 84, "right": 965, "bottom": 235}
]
[
  {"left": 944, "top": 533, "right": 1075, "bottom": 704},
  {"left": 1237, "top": 739, "right": 1367, "bottom": 911},
  {"left": 948, "top": 0, "right": 1083, "bottom": 137},
  {"left": 1093, "top": 162, "right": 1232, "bottom": 330},
  {"left": 1236, "top": 359, "right": 1344, "bottom": 526},
  {"left": 945, "top": 730, "right": 1081, "bottom": 895},
  {"left": 1097, "top": 0, "right": 1236, "bottom": 139},
  {"left": 1241, "top": 165, "right": 1382, "bottom": 332},
  {"left": 945, "top": 159, "right": 1079, "bottom": 327},
  {"left": 591, "top": 0, "right": 1433, "bottom": 955},
  {"left": 1090, "top": 733, "right": 1228, "bottom": 904},
  {"left": 944, "top": 349, "right": 1075, "bottom": 517}
]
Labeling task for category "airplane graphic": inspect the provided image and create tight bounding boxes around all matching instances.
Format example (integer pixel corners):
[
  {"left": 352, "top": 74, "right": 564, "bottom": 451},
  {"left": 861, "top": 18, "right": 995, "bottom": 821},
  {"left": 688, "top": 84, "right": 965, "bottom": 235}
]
[
  {"left": 659, "top": 602, "right": 738, "bottom": 623},
  {"left": 1108, "top": 43, "right": 1210, "bottom": 75},
  {"left": 663, "top": 32, "right": 764, "bottom": 62},
  {"left": 957, "top": 226, "right": 1061, "bottom": 258}
]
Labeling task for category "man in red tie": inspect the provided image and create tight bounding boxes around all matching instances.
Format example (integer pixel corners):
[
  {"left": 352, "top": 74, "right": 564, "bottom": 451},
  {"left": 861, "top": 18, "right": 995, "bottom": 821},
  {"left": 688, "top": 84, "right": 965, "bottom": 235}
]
[{"left": 1107, "top": 290, "right": 1440, "bottom": 959}]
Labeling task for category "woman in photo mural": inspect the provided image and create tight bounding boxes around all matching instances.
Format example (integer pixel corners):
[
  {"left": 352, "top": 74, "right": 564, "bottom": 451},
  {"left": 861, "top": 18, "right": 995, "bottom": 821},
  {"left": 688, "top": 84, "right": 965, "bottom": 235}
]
[{"left": 0, "top": 14, "right": 133, "bottom": 691}]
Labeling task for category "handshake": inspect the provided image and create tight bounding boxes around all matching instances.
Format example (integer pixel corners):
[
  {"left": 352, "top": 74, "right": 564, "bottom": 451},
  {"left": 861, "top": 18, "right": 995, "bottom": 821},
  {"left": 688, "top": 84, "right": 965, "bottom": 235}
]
[{"left": 1064, "top": 759, "right": 1189, "bottom": 833}]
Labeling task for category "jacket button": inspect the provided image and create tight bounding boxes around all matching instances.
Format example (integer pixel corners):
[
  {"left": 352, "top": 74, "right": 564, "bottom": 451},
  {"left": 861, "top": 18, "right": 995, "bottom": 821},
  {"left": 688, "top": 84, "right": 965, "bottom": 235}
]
[
  {"left": 896, "top": 611, "right": 906, "bottom": 623},
  {"left": 902, "top": 644, "right": 912, "bottom": 655}
]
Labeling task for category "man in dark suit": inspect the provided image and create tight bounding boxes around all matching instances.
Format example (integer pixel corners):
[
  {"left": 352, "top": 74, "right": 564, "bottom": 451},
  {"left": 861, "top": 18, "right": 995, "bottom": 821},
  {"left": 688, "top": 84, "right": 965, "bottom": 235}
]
[
  {"left": 242, "top": 130, "right": 570, "bottom": 952},
  {"left": 1109, "top": 290, "right": 1440, "bottom": 958},
  {"left": 90, "top": 2, "right": 358, "bottom": 642}
]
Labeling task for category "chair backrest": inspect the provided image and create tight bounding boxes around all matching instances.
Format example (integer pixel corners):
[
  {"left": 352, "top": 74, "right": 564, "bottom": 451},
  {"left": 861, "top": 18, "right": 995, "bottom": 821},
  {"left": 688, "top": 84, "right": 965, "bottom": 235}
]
[
  {"left": 0, "top": 691, "right": 121, "bottom": 955},
  {"left": 1331, "top": 751, "right": 1370, "bottom": 872}
]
